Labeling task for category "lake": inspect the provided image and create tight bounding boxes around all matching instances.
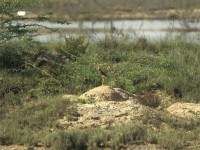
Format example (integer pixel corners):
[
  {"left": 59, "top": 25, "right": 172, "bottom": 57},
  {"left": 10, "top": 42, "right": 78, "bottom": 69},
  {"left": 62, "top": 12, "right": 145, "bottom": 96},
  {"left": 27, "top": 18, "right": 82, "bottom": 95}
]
[{"left": 31, "top": 20, "right": 200, "bottom": 42}]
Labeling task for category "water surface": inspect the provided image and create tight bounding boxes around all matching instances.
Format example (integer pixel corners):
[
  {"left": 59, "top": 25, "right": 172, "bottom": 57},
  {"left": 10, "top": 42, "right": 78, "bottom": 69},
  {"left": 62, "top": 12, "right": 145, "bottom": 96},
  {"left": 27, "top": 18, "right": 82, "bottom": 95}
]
[{"left": 27, "top": 20, "right": 200, "bottom": 42}]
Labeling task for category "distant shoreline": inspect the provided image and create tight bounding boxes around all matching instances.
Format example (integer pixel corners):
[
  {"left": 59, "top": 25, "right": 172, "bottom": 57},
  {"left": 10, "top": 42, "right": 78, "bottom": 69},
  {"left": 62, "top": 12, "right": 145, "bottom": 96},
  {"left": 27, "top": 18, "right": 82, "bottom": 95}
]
[
  {"left": 54, "top": 9, "right": 200, "bottom": 21},
  {"left": 15, "top": 9, "right": 200, "bottom": 21}
]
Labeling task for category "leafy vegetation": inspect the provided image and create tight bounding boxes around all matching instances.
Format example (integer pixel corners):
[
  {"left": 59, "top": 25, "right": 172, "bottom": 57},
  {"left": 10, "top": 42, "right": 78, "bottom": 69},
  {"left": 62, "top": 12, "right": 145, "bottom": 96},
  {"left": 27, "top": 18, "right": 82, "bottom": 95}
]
[
  {"left": 0, "top": 0, "right": 40, "bottom": 43},
  {"left": 1, "top": 37, "right": 200, "bottom": 102}
]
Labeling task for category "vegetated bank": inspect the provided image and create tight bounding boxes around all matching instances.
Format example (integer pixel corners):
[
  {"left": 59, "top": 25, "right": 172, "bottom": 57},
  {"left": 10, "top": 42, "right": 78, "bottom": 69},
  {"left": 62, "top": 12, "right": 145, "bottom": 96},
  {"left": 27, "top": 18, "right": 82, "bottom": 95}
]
[
  {"left": 1, "top": 36, "right": 200, "bottom": 101},
  {"left": 0, "top": 36, "right": 200, "bottom": 149}
]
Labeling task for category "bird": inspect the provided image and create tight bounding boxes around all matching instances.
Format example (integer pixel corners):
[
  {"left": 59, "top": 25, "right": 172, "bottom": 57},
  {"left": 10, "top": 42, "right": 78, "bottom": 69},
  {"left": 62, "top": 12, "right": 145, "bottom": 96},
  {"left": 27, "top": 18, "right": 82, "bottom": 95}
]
[{"left": 97, "top": 67, "right": 108, "bottom": 85}]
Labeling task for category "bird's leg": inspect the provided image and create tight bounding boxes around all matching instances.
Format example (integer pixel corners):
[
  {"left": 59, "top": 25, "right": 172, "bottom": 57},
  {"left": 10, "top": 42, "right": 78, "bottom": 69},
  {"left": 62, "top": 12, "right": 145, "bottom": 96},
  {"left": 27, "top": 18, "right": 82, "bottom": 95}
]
[{"left": 102, "top": 77, "right": 105, "bottom": 85}]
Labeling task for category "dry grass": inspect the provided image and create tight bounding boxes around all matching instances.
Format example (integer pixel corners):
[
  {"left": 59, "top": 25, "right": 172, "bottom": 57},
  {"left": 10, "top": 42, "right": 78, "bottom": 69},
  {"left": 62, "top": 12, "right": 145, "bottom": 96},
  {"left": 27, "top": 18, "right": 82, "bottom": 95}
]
[{"left": 136, "top": 91, "right": 161, "bottom": 108}]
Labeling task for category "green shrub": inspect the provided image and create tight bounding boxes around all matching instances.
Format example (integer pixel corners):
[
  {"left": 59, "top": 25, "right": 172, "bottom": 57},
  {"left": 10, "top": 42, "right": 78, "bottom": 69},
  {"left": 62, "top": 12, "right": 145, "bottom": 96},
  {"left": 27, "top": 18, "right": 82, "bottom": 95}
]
[
  {"left": 0, "top": 96, "right": 73, "bottom": 144},
  {"left": 54, "top": 37, "right": 88, "bottom": 61},
  {"left": 112, "top": 122, "right": 147, "bottom": 145}
]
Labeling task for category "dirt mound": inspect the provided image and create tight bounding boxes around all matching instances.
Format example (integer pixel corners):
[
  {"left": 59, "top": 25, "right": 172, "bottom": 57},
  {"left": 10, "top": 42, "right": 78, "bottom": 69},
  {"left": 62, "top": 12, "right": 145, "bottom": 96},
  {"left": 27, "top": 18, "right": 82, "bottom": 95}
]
[
  {"left": 58, "top": 86, "right": 145, "bottom": 129},
  {"left": 60, "top": 87, "right": 200, "bottom": 129},
  {"left": 79, "top": 86, "right": 133, "bottom": 101},
  {"left": 58, "top": 99, "right": 143, "bottom": 129},
  {"left": 167, "top": 102, "right": 200, "bottom": 118}
]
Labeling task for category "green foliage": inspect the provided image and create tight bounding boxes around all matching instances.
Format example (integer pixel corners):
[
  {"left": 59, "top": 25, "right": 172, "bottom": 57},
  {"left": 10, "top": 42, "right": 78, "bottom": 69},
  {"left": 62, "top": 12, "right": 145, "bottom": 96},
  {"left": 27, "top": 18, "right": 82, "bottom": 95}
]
[
  {"left": 0, "top": 0, "right": 39, "bottom": 42},
  {"left": 54, "top": 37, "right": 88, "bottom": 61},
  {"left": 0, "top": 0, "right": 67, "bottom": 43},
  {"left": 0, "top": 96, "right": 73, "bottom": 145},
  {"left": 2, "top": 38, "right": 200, "bottom": 103},
  {"left": 141, "top": 108, "right": 200, "bottom": 149},
  {"left": 87, "top": 129, "right": 110, "bottom": 149},
  {"left": 42, "top": 122, "right": 146, "bottom": 150},
  {"left": 112, "top": 122, "right": 147, "bottom": 145},
  {"left": 0, "top": 40, "right": 39, "bottom": 71}
]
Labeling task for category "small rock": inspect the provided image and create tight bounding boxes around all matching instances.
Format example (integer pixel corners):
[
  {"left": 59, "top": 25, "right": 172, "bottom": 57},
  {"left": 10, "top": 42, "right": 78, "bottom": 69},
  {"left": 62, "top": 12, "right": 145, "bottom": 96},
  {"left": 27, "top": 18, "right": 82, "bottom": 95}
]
[
  {"left": 113, "top": 112, "right": 128, "bottom": 117},
  {"left": 101, "top": 117, "right": 114, "bottom": 124},
  {"left": 91, "top": 115, "right": 100, "bottom": 120},
  {"left": 167, "top": 102, "right": 200, "bottom": 118},
  {"left": 114, "top": 88, "right": 134, "bottom": 99},
  {"left": 67, "top": 116, "right": 79, "bottom": 121},
  {"left": 34, "top": 142, "right": 43, "bottom": 147}
]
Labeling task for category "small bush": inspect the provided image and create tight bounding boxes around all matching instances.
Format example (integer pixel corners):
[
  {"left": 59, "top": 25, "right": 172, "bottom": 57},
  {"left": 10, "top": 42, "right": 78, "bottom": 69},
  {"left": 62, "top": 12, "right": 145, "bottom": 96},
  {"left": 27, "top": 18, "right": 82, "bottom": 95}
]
[
  {"left": 112, "top": 122, "right": 147, "bottom": 145},
  {"left": 137, "top": 91, "right": 161, "bottom": 108},
  {"left": 54, "top": 37, "right": 88, "bottom": 61}
]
